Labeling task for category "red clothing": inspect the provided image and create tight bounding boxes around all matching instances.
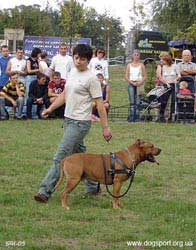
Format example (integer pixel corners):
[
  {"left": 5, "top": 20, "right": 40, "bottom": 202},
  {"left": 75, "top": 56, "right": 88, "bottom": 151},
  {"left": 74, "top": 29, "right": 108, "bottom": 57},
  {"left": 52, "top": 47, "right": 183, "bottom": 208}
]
[
  {"left": 48, "top": 79, "right": 66, "bottom": 94},
  {"left": 179, "top": 88, "right": 191, "bottom": 94}
]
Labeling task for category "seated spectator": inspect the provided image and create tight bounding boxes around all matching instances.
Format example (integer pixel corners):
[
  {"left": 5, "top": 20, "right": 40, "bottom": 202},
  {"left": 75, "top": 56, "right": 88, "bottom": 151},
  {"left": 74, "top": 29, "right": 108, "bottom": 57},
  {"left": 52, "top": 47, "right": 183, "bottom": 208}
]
[
  {"left": 177, "top": 81, "right": 193, "bottom": 99},
  {"left": 26, "top": 72, "right": 49, "bottom": 119},
  {"left": 0, "top": 72, "right": 25, "bottom": 120},
  {"left": 48, "top": 71, "right": 65, "bottom": 118},
  {"left": 92, "top": 73, "right": 110, "bottom": 121}
]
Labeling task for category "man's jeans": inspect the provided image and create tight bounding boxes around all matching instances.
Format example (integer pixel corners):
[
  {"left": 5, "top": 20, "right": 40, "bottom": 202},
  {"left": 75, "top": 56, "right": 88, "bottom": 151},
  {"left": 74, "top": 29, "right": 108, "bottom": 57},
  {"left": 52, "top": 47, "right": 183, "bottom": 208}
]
[
  {"left": 39, "top": 118, "right": 99, "bottom": 198},
  {"left": 0, "top": 96, "right": 24, "bottom": 118}
]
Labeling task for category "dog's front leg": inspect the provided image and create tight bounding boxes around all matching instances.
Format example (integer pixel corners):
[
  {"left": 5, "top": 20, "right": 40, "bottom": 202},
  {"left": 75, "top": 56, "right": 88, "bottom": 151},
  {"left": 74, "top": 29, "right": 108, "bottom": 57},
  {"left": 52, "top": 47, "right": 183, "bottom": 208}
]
[
  {"left": 60, "top": 177, "right": 81, "bottom": 211},
  {"left": 112, "top": 179, "right": 122, "bottom": 209}
]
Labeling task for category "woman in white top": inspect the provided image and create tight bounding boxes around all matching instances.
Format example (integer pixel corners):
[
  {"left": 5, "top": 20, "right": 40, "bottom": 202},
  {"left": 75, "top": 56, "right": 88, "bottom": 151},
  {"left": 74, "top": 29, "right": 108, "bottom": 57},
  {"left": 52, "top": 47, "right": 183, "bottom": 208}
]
[
  {"left": 88, "top": 48, "right": 109, "bottom": 83},
  {"left": 39, "top": 52, "right": 49, "bottom": 77},
  {"left": 157, "top": 53, "right": 179, "bottom": 121},
  {"left": 125, "top": 50, "right": 147, "bottom": 122}
]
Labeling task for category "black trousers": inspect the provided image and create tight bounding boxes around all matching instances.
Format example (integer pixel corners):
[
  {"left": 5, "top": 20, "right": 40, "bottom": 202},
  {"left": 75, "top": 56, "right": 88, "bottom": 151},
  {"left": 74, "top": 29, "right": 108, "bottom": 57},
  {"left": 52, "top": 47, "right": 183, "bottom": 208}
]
[
  {"left": 27, "top": 97, "right": 50, "bottom": 118},
  {"left": 159, "top": 83, "right": 175, "bottom": 118}
]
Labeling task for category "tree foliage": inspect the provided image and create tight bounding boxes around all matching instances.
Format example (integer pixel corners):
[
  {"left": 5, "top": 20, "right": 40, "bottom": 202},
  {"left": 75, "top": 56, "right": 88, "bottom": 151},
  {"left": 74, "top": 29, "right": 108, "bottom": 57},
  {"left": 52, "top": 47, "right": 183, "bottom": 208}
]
[
  {"left": 60, "top": 0, "right": 84, "bottom": 38},
  {"left": 0, "top": 3, "right": 125, "bottom": 56},
  {"left": 152, "top": 0, "right": 196, "bottom": 37}
]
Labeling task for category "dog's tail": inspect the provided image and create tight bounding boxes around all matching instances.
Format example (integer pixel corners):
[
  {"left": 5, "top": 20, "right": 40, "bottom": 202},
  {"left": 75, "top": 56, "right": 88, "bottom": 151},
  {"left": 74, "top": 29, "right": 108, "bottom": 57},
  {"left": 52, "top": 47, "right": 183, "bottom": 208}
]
[{"left": 54, "top": 160, "right": 65, "bottom": 190}]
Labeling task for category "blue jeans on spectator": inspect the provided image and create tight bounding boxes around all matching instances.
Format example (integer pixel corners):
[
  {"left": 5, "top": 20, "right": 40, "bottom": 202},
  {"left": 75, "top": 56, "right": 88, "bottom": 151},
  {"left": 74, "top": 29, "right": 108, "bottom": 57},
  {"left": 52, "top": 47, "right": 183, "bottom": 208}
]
[
  {"left": 23, "top": 75, "right": 37, "bottom": 117},
  {"left": 25, "top": 75, "right": 37, "bottom": 98},
  {"left": 0, "top": 96, "right": 24, "bottom": 118},
  {"left": 128, "top": 84, "right": 140, "bottom": 122},
  {"left": 39, "top": 118, "right": 99, "bottom": 198}
]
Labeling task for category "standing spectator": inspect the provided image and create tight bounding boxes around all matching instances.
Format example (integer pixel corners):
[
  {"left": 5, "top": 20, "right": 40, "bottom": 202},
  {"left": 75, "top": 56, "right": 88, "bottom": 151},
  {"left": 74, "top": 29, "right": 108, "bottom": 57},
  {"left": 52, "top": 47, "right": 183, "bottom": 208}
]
[
  {"left": 6, "top": 47, "right": 26, "bottom": 84},
  {"left": 157, "top": 53, "right": 179, "bottom": 122},
  {"left": 26, "top": 47, "right": 41, "bottom": 96},
  {"left": 155, "top": 52, "right": 170, "bottom": 86},
  {"left": 0, "top": 45, "right": 11, "bottom": 90},
  {"left": 125, "top": 50, "right": 147, "bottom": 122},
  {"left": 49, "top": 43, "right": 73, "bottom": 81},
  {"left": 34, "top": 44, "right": 112, "bottom": 203},
  {"left": 26, "top": 73, "right": 49, "bottom": 119},
  {"left": 48, "top": 71, "right": 65, "bottom": 118},
  {"left": 92, "top": 73, "right": 110, "bottom": 121},
  {"left": 39, "top": 51, "right": 49, "bottom": 77},
  {"left": 88, "top": 48, "right": 109, "bottom": 83},
  {"left": 177, "top": 49, "right": 196, "bottom": 81},
  {"left": 0, "top": 72, "right": 25, "bottom": 120}
]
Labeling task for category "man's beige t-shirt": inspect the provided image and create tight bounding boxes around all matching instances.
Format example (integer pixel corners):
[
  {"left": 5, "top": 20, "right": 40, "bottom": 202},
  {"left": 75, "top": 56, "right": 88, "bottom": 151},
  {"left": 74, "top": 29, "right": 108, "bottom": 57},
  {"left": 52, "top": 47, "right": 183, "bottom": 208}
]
[{"left": 64, "top": 68, "right": 102, "bottom": 120}]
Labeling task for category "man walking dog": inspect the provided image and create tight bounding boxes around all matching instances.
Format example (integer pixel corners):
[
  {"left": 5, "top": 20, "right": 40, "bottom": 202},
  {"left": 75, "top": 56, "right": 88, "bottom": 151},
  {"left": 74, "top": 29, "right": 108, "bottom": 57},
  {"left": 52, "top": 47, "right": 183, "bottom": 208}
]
[{"left": 34, "top": 44, "right": 112, "bottom": 203}]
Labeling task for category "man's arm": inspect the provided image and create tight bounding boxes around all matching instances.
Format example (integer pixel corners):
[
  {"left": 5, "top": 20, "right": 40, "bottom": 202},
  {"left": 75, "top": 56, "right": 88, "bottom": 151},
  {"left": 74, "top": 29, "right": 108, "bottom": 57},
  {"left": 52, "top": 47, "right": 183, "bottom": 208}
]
[
  {"left": 42, "top": 89, "right": 66, "bottom": 118},
  {"left": 6, "top": 60, "right": 12, "bottom": 76},
  {"left": 16, "top": 83, "right": 25, "bottom": 97},
  {"left": 94, "top": 97, "right": 112, "bottom": 142},
  {"left": 48, "top": 88, "right": 58, "bottom": 97},
  {"left": 0, "top": 91, "right": 16, "bottom": 107}
]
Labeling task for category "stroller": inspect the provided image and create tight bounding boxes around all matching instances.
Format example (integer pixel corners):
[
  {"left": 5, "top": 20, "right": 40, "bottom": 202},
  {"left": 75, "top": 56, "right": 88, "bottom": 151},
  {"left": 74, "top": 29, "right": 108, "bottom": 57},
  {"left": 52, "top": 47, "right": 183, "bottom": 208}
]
[
  {"left": 140, "top": 85, "right": 171, "bottom": 121},
  {"left": 175, "top": 76, "right": 195, "bottom": 123}
]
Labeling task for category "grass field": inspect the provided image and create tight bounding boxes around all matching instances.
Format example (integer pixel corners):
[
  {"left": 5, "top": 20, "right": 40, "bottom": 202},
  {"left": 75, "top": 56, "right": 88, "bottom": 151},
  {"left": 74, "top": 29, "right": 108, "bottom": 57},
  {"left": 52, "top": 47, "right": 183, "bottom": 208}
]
[{"left": 0, "top": 66, "right": 196, "bottom": 250}]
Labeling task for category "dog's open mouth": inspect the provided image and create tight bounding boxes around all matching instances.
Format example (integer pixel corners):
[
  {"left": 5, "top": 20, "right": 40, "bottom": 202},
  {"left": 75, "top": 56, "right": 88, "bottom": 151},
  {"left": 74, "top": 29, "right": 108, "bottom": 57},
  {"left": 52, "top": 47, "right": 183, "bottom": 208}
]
[{"left": 147, "top": 154, "right": 159, "bottom": 165}]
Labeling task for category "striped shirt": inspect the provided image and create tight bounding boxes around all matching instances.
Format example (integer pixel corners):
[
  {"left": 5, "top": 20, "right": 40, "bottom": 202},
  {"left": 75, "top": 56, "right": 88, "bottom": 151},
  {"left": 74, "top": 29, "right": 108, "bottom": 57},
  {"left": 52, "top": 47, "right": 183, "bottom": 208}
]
[
  {"left": 177, "top": 61, "right": 196, "bottom": 79},
  {"left": 2, "top": 81, "right": 25, "bottom": 100}
]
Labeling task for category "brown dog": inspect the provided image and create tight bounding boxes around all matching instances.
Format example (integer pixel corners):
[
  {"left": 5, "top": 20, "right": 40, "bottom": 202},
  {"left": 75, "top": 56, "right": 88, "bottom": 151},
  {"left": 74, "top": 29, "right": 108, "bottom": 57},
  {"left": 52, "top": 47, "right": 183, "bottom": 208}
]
[{"left": 55, "top": 139, "right": 161, "bottom": 210}]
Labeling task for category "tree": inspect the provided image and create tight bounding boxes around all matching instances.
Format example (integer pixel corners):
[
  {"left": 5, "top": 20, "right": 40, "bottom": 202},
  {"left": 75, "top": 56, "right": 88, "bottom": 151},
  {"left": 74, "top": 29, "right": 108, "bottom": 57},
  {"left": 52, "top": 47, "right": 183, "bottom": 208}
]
[
  {"left": 0, "top": 5, "right": 55, "bottom": 36},
  {"left": 59, "top": 0, "right": 85, "bottom": 43},
  {"left": 151, "top": 0, "right": 196, "bottom": 36},
  {"left": 79, "top": 8, "right": 125, "bottom": 57}
]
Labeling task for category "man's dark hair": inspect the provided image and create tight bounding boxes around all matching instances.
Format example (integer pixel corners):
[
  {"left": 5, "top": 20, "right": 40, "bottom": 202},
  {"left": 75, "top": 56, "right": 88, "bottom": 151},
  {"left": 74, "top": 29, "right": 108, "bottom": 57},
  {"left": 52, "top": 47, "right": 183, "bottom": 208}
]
[
  {"left": 16, "top": 47, "right": 24, "bottom": 52},
  {"left": 59, "top": 43, "right": 67, "bottom": 48},
  {"left": 37, "top": 72, "right": 46, "bottom": 80},
  {"left": 10, "top": 71, "right": 18, "bottom": 77},
  {"left": 53, "top": 71, "right": 61, "bottom": 77},
  {"left": 1, "top": 45, "right": 8, "bottom": 50},
  {"left": 73, "top": 44, "right": 93, "bottom": 62},
  {"left": 31, "top": 47, "right": 42, "bottom": 58}
]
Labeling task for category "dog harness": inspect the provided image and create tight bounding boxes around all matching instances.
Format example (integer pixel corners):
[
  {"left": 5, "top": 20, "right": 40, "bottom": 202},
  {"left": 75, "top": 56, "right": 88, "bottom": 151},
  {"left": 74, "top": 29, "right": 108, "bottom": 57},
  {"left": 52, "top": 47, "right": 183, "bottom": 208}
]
[{"left": 101, "top": 147, "right": 136, "bottom": 198}]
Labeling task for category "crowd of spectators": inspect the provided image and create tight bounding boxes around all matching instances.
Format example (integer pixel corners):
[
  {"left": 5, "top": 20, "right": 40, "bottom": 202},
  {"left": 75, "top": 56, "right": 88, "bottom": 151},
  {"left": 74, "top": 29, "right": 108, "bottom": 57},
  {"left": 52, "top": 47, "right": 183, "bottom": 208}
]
[
  {"left": 0, "top": 44, "right": 110, "bottom": 121},
  {"left": 0, "top": 43, "right": 196, "bottom": 123},
  {"left": 126, "top": 49, "right": 196, "bottom": 122}
]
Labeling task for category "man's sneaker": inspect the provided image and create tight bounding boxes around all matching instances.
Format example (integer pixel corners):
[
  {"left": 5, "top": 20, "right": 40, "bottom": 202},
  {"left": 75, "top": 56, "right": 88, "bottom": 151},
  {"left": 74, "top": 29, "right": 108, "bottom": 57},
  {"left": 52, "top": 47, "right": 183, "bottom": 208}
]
[{"left": 34, "top": 193, "right": 48, "bottom": 203}]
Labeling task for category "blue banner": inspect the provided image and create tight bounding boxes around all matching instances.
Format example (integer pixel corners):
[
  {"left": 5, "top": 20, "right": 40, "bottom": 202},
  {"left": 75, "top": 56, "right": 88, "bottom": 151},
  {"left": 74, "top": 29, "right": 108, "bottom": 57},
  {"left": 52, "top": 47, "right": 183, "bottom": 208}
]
[{"left": 23, "top": 36, "right": 91, "bottom": 58}]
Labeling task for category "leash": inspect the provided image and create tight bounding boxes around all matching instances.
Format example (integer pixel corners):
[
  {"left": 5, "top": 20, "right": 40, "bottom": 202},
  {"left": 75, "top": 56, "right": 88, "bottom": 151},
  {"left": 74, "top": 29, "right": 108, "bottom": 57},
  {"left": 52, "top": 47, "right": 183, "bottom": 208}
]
[{"left": 101, "top": 148, "right": 136, "bottom": 198}]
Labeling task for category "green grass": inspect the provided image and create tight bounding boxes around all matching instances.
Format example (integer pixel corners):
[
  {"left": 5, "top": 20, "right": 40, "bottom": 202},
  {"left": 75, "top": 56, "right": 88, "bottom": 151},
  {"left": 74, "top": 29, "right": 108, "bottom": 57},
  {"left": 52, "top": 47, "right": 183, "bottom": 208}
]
[{"left": 0, "top": 66, "right": 196, "bottom": 250}]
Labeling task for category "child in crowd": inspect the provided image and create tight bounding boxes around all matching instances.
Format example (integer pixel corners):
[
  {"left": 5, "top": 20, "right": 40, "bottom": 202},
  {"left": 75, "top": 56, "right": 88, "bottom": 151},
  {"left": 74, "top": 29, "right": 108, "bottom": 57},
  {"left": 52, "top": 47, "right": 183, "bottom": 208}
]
[
  {"left": 177, "top": 81, "right": 193, "bottom": 99},
  {"left": 92, "top": 73, "right": 110, "bottom": 122}
]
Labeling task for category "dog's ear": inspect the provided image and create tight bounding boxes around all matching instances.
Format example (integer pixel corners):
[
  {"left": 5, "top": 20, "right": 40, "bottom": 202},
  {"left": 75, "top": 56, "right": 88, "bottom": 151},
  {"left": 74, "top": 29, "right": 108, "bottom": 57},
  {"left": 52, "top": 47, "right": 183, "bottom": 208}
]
[{"left": 135, "top": 139, "right": 145, "bottom": 146}]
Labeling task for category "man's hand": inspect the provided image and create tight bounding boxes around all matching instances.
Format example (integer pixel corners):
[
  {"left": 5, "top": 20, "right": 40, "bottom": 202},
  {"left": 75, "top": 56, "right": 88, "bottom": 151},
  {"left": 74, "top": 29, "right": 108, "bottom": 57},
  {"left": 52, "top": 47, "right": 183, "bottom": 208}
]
[
  {"left": 103, "top": 127, "right": 112, "bottom": 142},
  {"left": 11, "top": 100, "right": 17, "bottom": 108},
  {"left": 36, "top": 98, "right": 43, "bottom": 104},
  {"left": 181, "top": 69, "right": 189, "bottom": 76},
  {"left": 42, "top": 108, "right": 52, "bottom": 118}
]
